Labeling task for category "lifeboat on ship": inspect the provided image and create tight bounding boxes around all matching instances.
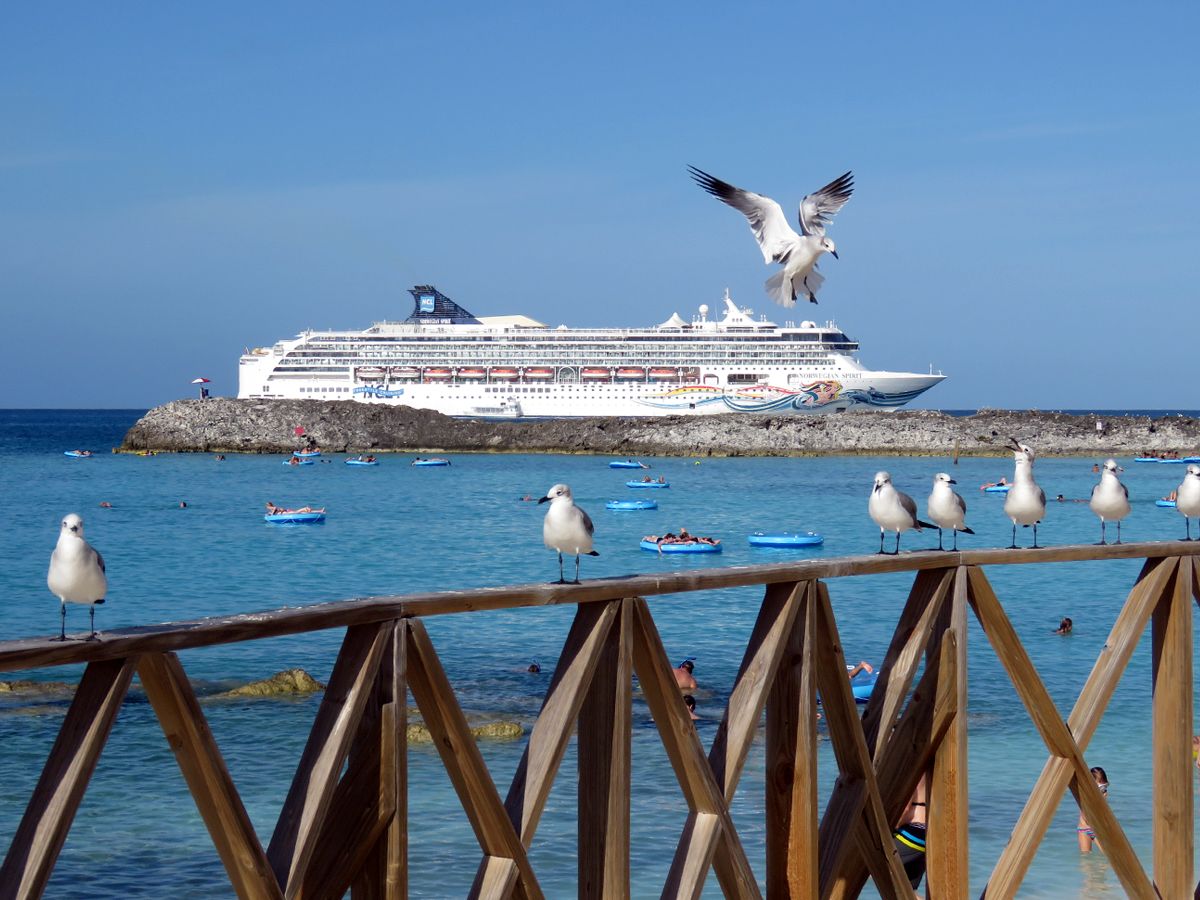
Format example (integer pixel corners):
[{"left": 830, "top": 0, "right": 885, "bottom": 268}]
[
  {"left": 423, "top": 367, "right": 452, "bottom": 381},
  {"left": 390, "top": 366, "right": 420, "bottom": 380},
  {"left": 489, "top": 367, "right": 519, "bottom": 380},
  {"left": 524, "top": 367, "right": 554, "bottom": 380},
  {"left": 581, "top": 367, "right": 612, "bottom": 381},
  {"left": 648, "top": 367, "right": 680, "bottom": 381},
  {"left": 456, "top": 367, "right": 486, "bottom": 380},
  {"left": 616, "top": 367, "right": 647, "bottom": 381},
  {"left": 355, "top": 366, "right": 386, "bottom": 382}
]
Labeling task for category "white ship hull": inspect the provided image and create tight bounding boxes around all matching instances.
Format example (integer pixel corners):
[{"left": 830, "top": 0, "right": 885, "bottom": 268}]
[{"left": 237, "top": 286, "right": 945, "bottom": 417}]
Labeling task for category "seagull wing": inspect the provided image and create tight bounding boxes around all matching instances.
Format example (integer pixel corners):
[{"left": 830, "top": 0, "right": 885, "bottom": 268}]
[
  {"left": 688, "top": 166, "right": 799, "bottom": 264},
  {"left": 954, "top": 490, "right": 968, "bottom": 515},
  {"left": 93, "top": 546, "right": 105, "bottom": 574},
  {"left": 580, "top": 507, "right": 594, "bottom": 537},
  {"left": 798, "top": 171, "right": 854, "bottom": 237},
  {"left": 898, "top": 491, "right": 919, "bottom": 524}
]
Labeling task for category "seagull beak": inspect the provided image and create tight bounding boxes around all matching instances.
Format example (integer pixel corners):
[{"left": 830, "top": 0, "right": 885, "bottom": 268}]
[
  {"left": 948, "top": 478, "right": 957, "bottom": 485},
  {"left": 538, "top": 496, "right": 551, "bottom": 504},
  {"left": 830, "top": 250, "right": 839, "bottom": 260}
]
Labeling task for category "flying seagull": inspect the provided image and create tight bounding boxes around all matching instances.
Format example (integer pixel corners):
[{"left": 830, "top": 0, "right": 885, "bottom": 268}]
[
  {"left": 688, "top": 166, "right": 854, "bottom": 306},
  {"left": 927, "top": 472, "right": 975, "bottom": 551},
  {"left": 540, "top": 483, "right": 598, "bottom": 584},
  {"left": 47, "top": 513, "right": 107, "bottom": 640},
  {"left": 869, "top": 471, "right": 935, "bottom": 555}
]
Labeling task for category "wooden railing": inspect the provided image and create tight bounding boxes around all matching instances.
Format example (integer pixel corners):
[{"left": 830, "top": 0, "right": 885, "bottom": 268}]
[{"left": 0, "top": 540, "right": 1197, "bottom": 899}]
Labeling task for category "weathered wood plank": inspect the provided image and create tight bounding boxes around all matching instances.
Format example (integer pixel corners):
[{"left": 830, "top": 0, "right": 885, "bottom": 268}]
[
  {"left": 403, "top": 619, "right": 542, "bottom": 900},
  {"left": 811, "top": 583, "right": 914, "bottom": 900},
  {"left": 982, "top": 556, "right": 1176, "bottom": 898},
  {"left": 138, "top": 652, "right": 282, "bottom": 900},
  {"left": 578, "top": 600, "right": 632, "bottom": 900},
  {"left": 967, "top": 566, "right": 1156, "bottom": 899},
  {"left": 627, "top": 599, "right": 760, "bottom": 900},
  {"left": 3, "top": 543, "right": 1199, "bottom": 674},
  {"left": 505, "top": 600, "right": 617, "bottom": 844},
  {"left": 662, "top": 813, "right": 721, "bottom": 900},
  {"left": 268, "top": 622, "right": 391, "bottom": 898},
  {"left": 470, "top": 857, "right": 519, "bottom": 900},
  {"left": 765, "top": 582, "right": 817, "bottom": 900},
  {"left": 0, "top": 657, "right": 136, "bottom": 900},
  {"left": 1151, "top": 555, "right": 1193, "bottom": 897}
]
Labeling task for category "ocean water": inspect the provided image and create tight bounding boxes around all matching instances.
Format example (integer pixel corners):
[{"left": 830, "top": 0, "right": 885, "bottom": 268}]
[{"left": 1, "top": 409, "right": 1198, "bottom": 898}]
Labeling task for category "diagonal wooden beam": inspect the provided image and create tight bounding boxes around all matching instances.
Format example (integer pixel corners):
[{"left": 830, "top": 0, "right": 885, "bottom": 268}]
[
  {"left": 981, "top": 556, "right": 1177, "bottom": 899},
  {"left": 828, "top": 629, "right": 960, "bottom": 900},
  {"left": 967, "top": 566, "right": 1156, "bottom": 899},
  {"left": 628, "top": 598, "right": 760, "bottom": 900},
  {"left": 765, "top": 582, "right": 818, "bottom": 899},
  {"left": 268, "top": 622, "right": 391, "bottom": 898},
  {"left": 138, "top": 652, "right": 282, "bottom": 900},
  {"left": 859, "top": 567, "right": 955, "bottom": 759},
  {"left": 578, "top": 599, "right": 632, "bottom": 900},
  {"left": 471, "top": 857, "right": 519, "bottom": 899},
  {"left": 504, "top": 600, "right": 618, "bottom": 846},
  {"left": 0, "top": 657, "right": 136, "bottom": 900},
  {"left": 1151, "top": 555, "right": 1193, "bottom": 897},
  {"left": 811, "top": 582, "right": 916, "bottom": 900},
  {"left": 403, "top": 619, "right": 542, "bottom": 900}
]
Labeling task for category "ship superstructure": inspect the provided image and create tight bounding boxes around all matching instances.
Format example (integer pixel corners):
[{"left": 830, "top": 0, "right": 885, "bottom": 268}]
[{"left": 237, "top": 286, "right": 944, "bottom": 416}]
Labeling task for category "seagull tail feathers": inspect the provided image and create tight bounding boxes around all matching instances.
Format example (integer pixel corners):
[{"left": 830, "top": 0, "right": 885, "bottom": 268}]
[
  {"left": 916, "top": 520, "right": 938, "bottom": 530},
  {"left": 586, "top": 550, "right": 600, "bottom": 556},
  {"left": 960, "top": 526, "right": 976, "bottom": 535},
  {"left": 764, "top": 271, "right": 797, "bottom": 308}
]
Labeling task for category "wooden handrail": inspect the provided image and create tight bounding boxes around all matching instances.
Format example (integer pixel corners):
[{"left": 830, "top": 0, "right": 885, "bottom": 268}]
[{"left": 2, "top": 540, "right": 1198, "bottom": 674}]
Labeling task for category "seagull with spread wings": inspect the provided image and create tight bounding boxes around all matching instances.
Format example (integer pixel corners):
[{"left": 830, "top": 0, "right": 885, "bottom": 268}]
[{"left": 688, "top": 166, "right": 853, "bottom": 306}]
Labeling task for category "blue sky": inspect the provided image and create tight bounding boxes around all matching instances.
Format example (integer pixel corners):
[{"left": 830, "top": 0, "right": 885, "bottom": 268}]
[{"left": 2, "top": 2, "right": 1197, "bottom": 409}]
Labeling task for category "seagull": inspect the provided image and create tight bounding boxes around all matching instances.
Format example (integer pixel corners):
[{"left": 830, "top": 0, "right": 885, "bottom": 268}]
[
  {"left": 46, "top": 513, "right": 107, "bottom": 640},
  {"left": 539, "top": 483, "right": 598, "bottom": 584},
  {"left": 927, "top": 473, "right": 975, "bottom": 551},
  {"left": 1003, "top": 439, "right": 1047, "bottom": 548},
  {"left": 688, "top": 166, "right": 853, "bottom": 307},
  {"left": 1174, "top": 464, "right": 1200, "bottom": 540},
  {"left": 1089, "top": 459, "right": 1131, "bottom": 545},
  {"left": 869, "top": 472, "right": 936, "bottom": 555}
]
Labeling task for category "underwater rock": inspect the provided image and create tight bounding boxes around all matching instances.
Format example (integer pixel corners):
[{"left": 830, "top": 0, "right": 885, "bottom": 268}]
[{"left": 218, "top": 668, "right": 325, "bottom": 698}]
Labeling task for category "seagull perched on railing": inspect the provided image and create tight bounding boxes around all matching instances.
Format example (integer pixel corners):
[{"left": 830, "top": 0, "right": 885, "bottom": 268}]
[
  {"left": 1089, "top": 459, "right": 1131, "bottom": 544},
  {"left": 1003, "top": 439, "right": 1047, "bottom": 548},
  {"left": 869, "top": 472, "right": 935, "bottom": 555},
  {"left": 927, "top": 473, "right": 974, "bottom": 551},
  {"left": 688, "top": 166, "right": 853, "bottom": 307},
  {"left": 47, "top": 513, "right": 107, "bottom": 640},
  {"left": 540, "top": 483, "right": 598, "bottom": 584},
  {"left": 1174, "top": 464, "right": 1200, "bottom": 540}
]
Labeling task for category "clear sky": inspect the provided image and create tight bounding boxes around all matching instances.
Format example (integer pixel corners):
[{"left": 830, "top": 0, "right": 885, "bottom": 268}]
[{"left": 2, "top": 2, "right": 1197, "bottom": 410}]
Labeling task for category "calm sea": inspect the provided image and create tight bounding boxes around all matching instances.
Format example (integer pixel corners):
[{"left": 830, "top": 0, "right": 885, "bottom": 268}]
[{"left": 1, "top": 409, "right": 1198, "bottom": 898}]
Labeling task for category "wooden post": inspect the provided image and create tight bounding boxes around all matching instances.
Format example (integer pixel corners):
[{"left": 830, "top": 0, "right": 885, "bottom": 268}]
[
  {"left": 765, "top": 582, "right": 817, "bottom": 899},
  {"left": 1152, "top": 555, "right": 1193, "bottom": 897},
  {"left": 578, "top": 600, "right": 632, "bottom": 900}
]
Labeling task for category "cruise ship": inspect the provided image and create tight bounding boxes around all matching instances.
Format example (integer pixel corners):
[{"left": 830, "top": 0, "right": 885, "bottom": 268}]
[{"left": 237, "top": 286, "right": 944, "bottom": 417}]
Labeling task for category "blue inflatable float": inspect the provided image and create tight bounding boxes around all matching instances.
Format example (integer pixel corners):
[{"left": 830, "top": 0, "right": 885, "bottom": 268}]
[
  {"left": 293, "top": 450, "right": 321, "bottom": 458},
  {"left": 1157, "top": 499, "right": 1177, "bottom": 508},
  {"left": 748, "top": 532, "right": 823, "bottom": 548},
  {"left": 640, "top": 539, "right": 720, "bottom": 553},
  {"left": 345, "top": 458, "right": 379, "bottom": 466},
  {"left": 1134, "top": 457, "right": 1160, "bottom": 463},
  {"left": 412, "top": 459, "right": 450, "bottom": 467},
  {"left": 63, "top": 450, "right": 93, "bottom": 458},
  {"left": 264, "top": 511, "right": 326, "bottom": 525},
  {"left": 851, "top": 671, "right": 878, "bottom": 703},
  {"left": 984, "top": 484, "right": 1011, "bottom": 493},
  {"left": 627, "top": 480, "right": 669, "bottom": 489},
  {"left": 1184, "top": 457, "right": 1200, "bottom": 464},
  {"left": 609, "top": 460, "right": 648, "bottom": 469},
  {"left": 606, "top": 499, "right": 658, "bottom": 510},
  {"left": 283, "top": 459, "right": 315, "bottom": 466}
]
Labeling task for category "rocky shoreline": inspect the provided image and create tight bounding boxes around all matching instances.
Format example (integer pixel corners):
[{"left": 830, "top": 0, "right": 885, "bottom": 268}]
[{"left": 118, "top": 399, "right": 1200, "bottom": 458}]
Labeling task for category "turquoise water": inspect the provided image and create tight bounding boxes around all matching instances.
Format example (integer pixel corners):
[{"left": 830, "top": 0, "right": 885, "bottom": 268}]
[{"left": 2, "top": 410, "right": 1198, "bottom": 897}]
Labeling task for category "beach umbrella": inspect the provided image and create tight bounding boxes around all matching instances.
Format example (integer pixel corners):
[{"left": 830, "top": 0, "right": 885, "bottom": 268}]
[{"left": 191, "top": 377, "right": 211, "bottom": 399}]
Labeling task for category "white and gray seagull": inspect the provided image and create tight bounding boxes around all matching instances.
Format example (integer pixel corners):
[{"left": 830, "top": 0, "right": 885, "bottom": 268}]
[
  {"left": 539, "top": 483, "right": 598, "bottom": 584},
  {"left": 1003, "top": 439, "right": 1047, "bottom": 548},
  {"left": 869, "top": 471, "right": 936, "bottom": 555},
  {"left": 1089, "top": 458, "right": 1131, "bottom": 545},
  {"left": 927, "top": 473, "right": 975, "bottom": 551},
  {"left": 1174, "top": 464, "right": 1200, "bottom": 540},
  {"left": 47, "top": 513, "right": 107, "bottom": 640},
  {"left": 688, "top": 166, "right": 854, "bottom": 307}
]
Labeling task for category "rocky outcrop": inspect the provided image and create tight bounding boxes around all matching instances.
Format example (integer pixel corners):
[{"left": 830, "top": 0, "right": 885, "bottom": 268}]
[
  {"left": 216, "top": 668, "right": 325, "bottom": 698},
  {"left": 119, "top": 399, "right": 1200, "bottom": 458},
  {"left": 406, "top": 720, "right": 524, "bottom": 743}
]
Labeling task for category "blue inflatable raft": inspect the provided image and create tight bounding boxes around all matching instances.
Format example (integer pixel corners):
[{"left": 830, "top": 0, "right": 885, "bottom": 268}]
[
  {"left": 1184, "top": 457, "right": 1200, "bottom": 464},
  {"left": 640, "top": 539, "right": 721, "bottom": 553},
  {"left": 283, "top": 459, "right": 315, "bottom": 466},
  {"left": 627, "top": 480, "right": 669, "bottom": 488},
  {"left": 1156, "top": 499, "right": 1177, "bottom": 508},
  {"left": 851, "top": 671, "right": 878, "bottom": 703},
  {"left": 609, "top": 460, "right": 648, "bottom": 469},
  {"left": 412, "top": 459, "right": 450, "bottom": 467},
  {"left": 1158, "top": 459, "right": 1185, "bottom": 464},
  {"left": 748, "top": 531, "right": 824, "bottom": 548},
  {"left": 293, "top": 450, "right": 321, "bottom": 458},
  {"left": 1134, "top": 457, "right": 1160, "bottom": 463},
  {"left": 345, "top": 458, "right": 379, "bottom": 466},
  {"left": 63, "top": 450, "right": 93, "bottom": 458},
  {"left": 984, "top": 484, "right": 1011, "bottom": 493},
  {"left": 606, "top": 499, "right": 658, "bottom": 510},
  {"left": 264, "top": 511, "right": 326, "bottom": 525}
]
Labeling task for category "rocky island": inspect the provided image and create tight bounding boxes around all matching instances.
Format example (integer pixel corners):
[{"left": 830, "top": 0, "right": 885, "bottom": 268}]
[{"left": 119, "top": 399, "right": 1200, "bottom": 458}]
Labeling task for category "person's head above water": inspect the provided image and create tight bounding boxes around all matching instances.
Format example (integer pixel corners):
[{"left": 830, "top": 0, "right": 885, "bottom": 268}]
[{"left": 680, "top": 660, "right": 694, "bottom": 673}]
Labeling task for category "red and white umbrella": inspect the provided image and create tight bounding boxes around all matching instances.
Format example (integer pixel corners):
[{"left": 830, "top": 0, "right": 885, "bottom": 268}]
[{"left": 190, "top": 377, "right": 211, "bottom": 384}]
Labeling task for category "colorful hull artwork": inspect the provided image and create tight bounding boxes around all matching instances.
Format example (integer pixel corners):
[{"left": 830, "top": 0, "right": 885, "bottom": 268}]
[{"left": 633, "top": 380, "right": 925, "bottom": 412}]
